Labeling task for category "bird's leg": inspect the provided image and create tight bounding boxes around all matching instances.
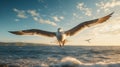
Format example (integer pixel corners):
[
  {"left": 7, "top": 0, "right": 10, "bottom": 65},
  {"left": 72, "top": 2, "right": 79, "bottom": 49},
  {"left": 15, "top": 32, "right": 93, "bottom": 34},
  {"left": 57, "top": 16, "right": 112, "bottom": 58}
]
[
  {"left": 59, "top": 44, "right": 62, "bottom": 47},
  {"left": 58, "top": 41, "right": 62, "bottom": 47},
  {"left": 62, "top": 40, "right": 66, "bottom": 47}
]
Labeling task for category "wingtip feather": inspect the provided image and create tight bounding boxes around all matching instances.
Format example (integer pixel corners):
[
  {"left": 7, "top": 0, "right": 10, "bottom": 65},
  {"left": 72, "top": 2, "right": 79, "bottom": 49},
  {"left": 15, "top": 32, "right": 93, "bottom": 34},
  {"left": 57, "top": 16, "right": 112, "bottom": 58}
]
[
  {"left": 8, "top": 31, "right": 23, "bottom": 35},
  {"left": 109, "top": 12, "right": 114, "bottom": 16}
]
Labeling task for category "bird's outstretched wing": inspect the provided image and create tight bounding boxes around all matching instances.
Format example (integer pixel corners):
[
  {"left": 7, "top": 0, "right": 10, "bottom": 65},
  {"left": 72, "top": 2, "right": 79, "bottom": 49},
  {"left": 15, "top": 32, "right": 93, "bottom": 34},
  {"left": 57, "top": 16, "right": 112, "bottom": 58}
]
[
  {"left": 9, "top": 29, "right": 56, "bottom": 37},
  {"left": 65, "top": 12, "right": 114, "bottom": 36}
]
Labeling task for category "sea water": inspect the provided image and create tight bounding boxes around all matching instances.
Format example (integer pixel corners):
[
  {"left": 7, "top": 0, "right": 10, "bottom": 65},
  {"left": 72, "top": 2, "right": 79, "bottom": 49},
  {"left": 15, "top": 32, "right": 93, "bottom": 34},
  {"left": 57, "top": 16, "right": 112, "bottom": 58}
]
[{"left": 0, "top": 45, "right": 120, "bottom": 67}]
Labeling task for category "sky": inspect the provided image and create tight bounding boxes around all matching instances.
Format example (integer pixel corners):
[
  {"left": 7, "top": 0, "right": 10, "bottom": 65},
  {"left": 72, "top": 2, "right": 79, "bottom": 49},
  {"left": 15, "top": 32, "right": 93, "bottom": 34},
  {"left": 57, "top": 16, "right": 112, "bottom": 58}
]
[{"left": 0, "top": 0, "right": 120, "bottom": 46}]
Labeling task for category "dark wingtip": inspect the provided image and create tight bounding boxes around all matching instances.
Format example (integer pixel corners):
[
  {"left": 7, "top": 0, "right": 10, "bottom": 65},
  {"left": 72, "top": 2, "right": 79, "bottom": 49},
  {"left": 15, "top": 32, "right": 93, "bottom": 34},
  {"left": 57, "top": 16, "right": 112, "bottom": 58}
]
[
  {"left": 110, "top": 12, "right": 114, "bottom": 16},
  {"left": 8, "top": 31, "right": 14, "bottom": 34},
  {"left": 8, "top": 31, "right": 16, "bottom": 34},
  {"left": 8, "top": 31, "right": 22, "bottom": 35}
]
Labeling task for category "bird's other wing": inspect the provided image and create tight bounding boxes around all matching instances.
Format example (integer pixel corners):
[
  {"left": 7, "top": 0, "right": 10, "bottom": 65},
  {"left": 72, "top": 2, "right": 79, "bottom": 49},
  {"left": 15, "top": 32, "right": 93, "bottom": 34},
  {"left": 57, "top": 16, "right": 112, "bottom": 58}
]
[
  {"left": 65, "top": 12, "right": 114, "bottom": 36},
  {"left": 9, "top": 29, "right": 56, "bottom": 37}
]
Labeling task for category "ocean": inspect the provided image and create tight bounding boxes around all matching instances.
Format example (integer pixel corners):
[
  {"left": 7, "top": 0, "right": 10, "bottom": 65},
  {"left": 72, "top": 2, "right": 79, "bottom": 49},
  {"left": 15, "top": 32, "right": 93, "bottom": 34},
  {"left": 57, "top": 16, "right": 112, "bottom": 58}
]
[{"left": 0, "top": 45, "right": 120, "bottom": 67}]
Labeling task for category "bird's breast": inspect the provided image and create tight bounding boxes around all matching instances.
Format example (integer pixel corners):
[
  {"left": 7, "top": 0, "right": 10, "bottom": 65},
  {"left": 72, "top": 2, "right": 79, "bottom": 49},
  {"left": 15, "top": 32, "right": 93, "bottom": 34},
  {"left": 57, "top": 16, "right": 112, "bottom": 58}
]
[{"left": 56, "top": 32, "right": 66, "bottom": 41}]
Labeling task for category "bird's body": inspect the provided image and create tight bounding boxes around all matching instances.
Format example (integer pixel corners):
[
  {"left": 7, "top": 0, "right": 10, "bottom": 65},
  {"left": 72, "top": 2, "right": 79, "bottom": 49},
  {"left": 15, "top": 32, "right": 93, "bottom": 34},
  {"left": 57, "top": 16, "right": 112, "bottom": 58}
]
[
  {"left": 9, "top": 12, "right": 114, "bottom": 47},
  {"left": 56, "top": 28, "right": 66, "bottom": 46}
]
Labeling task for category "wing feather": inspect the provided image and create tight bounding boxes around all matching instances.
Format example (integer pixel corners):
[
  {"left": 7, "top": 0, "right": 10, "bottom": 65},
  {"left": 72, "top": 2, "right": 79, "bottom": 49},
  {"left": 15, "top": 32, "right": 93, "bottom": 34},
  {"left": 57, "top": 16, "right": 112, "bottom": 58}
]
[
  {"left": 65, "top": 12, "right": 114, "bottom": 36},
  {"left": 9, "top": 29, "right": 56, "bottom": 37}
]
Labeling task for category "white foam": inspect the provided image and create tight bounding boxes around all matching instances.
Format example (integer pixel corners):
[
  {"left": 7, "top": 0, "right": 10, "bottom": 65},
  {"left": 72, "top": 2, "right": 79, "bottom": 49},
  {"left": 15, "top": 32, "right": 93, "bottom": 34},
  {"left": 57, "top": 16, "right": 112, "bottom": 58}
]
[{"left": 50, "top": 57, "right": 120, "bottom": 67}]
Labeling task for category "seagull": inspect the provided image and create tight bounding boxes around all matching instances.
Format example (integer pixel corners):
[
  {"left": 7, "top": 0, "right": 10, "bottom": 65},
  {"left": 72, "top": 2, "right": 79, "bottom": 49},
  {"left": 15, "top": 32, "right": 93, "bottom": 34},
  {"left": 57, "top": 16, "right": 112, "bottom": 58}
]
[
  {"left": 9, "top": 12, "right": 113, "bottom": 47},
  {"left": 85, "top": 39, "right": 91, "bottom": 43}
]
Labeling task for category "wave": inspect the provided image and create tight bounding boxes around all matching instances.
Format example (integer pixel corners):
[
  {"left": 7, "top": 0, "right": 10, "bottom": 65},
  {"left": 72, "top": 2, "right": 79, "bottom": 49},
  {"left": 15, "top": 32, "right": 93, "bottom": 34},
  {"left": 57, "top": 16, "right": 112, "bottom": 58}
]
[
  {"left": 0, "top": 56, "right": 120, "bottom": 67},
  {"left": 0, "top": 46, "right": 120, "bottom": 67},
  {"left": 50, "top": 56, "right": 120, "bottom": 67}
]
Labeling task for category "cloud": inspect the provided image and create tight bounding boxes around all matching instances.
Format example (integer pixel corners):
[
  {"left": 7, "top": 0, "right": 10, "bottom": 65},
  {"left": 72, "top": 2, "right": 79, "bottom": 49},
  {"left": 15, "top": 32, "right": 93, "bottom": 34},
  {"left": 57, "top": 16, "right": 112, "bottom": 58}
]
[
  {"left": 27, "top": 10, "right": 40, "bottom": 17},
  {"left": 96, "top": 0, "right": 120, "bottom": 12},
  {"left": 59, "top": 16, "right": 64, "bottom": 20},
  {"left": 13, "top": 8, "right": 27, "bottom": 18},
  {"left": 52, "top": 16, "right": 60, "bottom": 22},
  {"left": 104, "top": 20, "right": 120, "bottom": 35},
  {"left": 13, "top": 8, "right": 57, "bottom": 26},
  {"left": 77, "top": 3, "right": 92, "bottom": 16},
  {"left": 52, "top": 16, "right": 64, "bottom": 22},
  {"left": 33, "top": 17, "right": 57, "bottom": 26},
  {"left": 102, "top": 28, "right": 120, "bottom": 35},
  {"left": 27, "top": 10, "right": 57, "bottom": 26},
  {"left": 89, "top": 15, "right": 120, "bottom": 36},
  {"left": 73, "top": 13, "right": 77, "bottom": 17},
  {"left": 28, "top": 10, "right": 57, "bottom": 26},
  {"left": 39, "top": 18, "right": 57, "bottom": 26},
  {"left": 33, "top": 17, "right": 38, "bottom": 21},
  {"left": 14, "top": 19, "right": 20, "bottom": 22},
  {"left": 73, "top": 13, "right": 83, "bottom": 19}
]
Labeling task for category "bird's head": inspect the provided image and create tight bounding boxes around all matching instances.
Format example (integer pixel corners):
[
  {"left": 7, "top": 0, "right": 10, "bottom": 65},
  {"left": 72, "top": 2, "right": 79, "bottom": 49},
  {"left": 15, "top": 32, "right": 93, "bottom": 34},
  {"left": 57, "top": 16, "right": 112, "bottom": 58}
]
[{"left": 58, "top": 28, "right": 63, "bottom": 32}]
